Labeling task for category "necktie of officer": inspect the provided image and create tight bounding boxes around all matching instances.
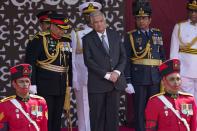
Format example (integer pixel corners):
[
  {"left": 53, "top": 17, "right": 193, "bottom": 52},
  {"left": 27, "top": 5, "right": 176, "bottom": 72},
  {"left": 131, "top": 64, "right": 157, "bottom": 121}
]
[
  {"left": 101, "top": 34, "right": 109, "bottom": 54},
  {"left": 145, "top": 31, "right": 150, "bottom": 40}
]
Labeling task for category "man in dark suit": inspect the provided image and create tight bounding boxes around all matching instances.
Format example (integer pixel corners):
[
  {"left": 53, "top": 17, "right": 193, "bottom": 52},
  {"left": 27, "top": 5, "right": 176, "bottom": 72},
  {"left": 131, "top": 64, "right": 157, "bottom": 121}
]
[{"left": 83, "top": 10, "right": 127, "bottom": 131}]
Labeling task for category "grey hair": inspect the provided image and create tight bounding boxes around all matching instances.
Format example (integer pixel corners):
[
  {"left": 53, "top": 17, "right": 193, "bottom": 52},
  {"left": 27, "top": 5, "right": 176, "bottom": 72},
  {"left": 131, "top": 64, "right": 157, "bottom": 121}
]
[{"left": 89, "top": 10, "right": 106, "bottom": 23}]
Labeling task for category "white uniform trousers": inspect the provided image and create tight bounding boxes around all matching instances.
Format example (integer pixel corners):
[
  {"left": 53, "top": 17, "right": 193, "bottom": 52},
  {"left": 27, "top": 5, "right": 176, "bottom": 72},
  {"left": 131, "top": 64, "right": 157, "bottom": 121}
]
[
  {"left": 74, "top": 86, "right": 90, "bottom": 131},
  {"left": 181, "top": 76, "right": 197, "bottom": 102}
]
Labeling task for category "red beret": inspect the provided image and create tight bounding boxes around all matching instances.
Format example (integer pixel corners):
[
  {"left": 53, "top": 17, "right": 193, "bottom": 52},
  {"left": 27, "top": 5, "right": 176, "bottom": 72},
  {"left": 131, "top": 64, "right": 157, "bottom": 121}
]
[{"left": 10, "top": 64, "right": 32, "bottom": 80}]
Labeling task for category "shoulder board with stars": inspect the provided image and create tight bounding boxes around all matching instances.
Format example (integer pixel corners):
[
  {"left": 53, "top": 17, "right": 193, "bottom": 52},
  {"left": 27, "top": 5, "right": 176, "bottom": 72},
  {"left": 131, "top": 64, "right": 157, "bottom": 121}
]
[
  {"left": 149, "top": 92, "right": 165, "bottom": 99},
  {"left": 0, "top": 95, "right": 16, "bottom": 103},
  {"left": 179, "top": 91, "right": 194, "bottom": 96},
  {"left": 127, "top": 29, "right": 137, "bottom": 34},
  {"left": 62, "top": 34, "right": 71, "bottom": 42},
  {"left": 30, "top": 94, "right": 44, "bottom": 99}
]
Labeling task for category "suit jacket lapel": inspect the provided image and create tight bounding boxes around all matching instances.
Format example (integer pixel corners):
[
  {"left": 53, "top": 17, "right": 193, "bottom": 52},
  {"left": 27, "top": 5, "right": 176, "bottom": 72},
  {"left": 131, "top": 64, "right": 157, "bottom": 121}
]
[
  {"left": 106, "top": 29, "right": 114, "bottom": 56},
  {"left": 93, "top": 30, "right": 109, "bottom": 56}
]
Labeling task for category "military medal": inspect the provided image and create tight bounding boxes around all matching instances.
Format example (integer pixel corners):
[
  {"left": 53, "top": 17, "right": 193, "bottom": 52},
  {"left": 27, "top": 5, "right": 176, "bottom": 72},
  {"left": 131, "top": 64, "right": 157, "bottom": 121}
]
[
  {"left": 181, "top": 104, "right": 188, "bottom": 115},
  {"left": 136, "top": 38, "right": 142, "bottom": 45},
  {"left": 31, "top": 105, "right": 37, "bottom": 116},
  {"left": 37, "top": 106, "right": 43, "bottom": 117},
  {"left": 188, "top": 104, "right": 193, "bottom": 115}
]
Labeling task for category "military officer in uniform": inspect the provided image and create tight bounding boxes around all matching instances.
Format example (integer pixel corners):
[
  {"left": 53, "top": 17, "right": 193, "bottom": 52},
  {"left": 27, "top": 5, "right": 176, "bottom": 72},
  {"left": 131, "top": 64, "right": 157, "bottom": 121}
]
[
  {"left": 25, "top": 13, "right": 72, "bottom": 131},
  {"left": 124, "top": 1, "right": 166, "bottom": 131},
  {"left": 0, "top": 64, "right": 48, "bottom": 131},
  {"left": 145, "top": 59, "right": 197, "bottom": 131},
  {"left": 170, "top": 0, "right": 197, "bottom": 102},
  {"left": 71, "top": 2, "right": 102, "bottom": 131}
]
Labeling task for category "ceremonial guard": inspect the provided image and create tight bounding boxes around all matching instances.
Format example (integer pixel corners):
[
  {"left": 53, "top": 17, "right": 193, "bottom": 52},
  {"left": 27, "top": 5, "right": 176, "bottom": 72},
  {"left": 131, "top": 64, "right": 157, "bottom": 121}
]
[
  {"left": 0, "top": 64, "right": 48, "bottom": 131},
  {"left": 170, "top": 0, "right": 197, "bottom": 102},
  {"left": 145, "top": 59, "right": 197, "bottom": 131},
  {"left": 124, "top": 1, "right": 166, "bottom": 131},
  {"left": 25, "top": 13, "right": 72, "bottom": 131},
  {"left": 71, "top": 2, "right": 102, "bottom": 131}
]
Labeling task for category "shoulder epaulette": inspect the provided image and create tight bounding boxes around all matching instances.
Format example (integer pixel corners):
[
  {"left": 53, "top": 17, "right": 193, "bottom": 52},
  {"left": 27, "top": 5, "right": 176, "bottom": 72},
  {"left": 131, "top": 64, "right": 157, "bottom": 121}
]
[
  {"left": 178, "top": 20, "right": 188, "bottom": 24},
  {"left": 127, "top": 29, "right": 137, "bottom": 34},
  {"left": 0, "top": 95, "right": 16, "bottom": 103},
  {"left": 152, "top": 28, "right": 161, "bottom": 32},
  {"left": 30, "top": 94, "right": 44, "bottom": 99},
  {"left": 150, "top": 92, "right": 165, "bottom": 99},
  {"left": 179, "top": 91, "right": 193, "bottom": 96},
  {"left": 62, "top": 34, "right": 71, "bottom": 40},
  {"left": 38, "top": 31, "right": 50, "bottom": 37}
]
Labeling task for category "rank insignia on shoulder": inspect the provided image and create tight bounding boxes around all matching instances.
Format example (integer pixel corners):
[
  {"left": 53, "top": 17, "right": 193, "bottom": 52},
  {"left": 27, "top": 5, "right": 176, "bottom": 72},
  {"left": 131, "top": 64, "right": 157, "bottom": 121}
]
[
  {"left": 150, "top": 92, "right": 165, "bottom": 99},
  {"left": 0, "top": 95, "right": 16, "bottom": 103},
  {"left": 62, "top": 34, "right": 71, "bottom": 39},
  {"left": 30, "top": 94, "right": 44, "bottom": 99},
  {"left": 179, "top": 91, "right": 193, "bottom": 96}
]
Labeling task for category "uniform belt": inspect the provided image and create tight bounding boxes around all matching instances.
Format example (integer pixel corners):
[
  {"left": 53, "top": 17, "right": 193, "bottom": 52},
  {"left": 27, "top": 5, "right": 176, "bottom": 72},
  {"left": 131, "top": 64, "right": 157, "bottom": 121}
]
[
  {"left": 132, "top": 59, "right": 162, "bottom": 66},
  {"left": 179, "top": 48, "right": 197, "bottom": 55},
  {"left": 36, "top": 62, "right": 68, "bottom": 73}
]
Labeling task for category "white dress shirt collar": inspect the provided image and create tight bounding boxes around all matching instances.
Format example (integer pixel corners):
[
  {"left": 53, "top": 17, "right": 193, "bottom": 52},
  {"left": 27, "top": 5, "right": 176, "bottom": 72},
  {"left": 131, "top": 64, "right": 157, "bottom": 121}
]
[{"left": 97, "top": 29, "right": 107, "bottom": 39}]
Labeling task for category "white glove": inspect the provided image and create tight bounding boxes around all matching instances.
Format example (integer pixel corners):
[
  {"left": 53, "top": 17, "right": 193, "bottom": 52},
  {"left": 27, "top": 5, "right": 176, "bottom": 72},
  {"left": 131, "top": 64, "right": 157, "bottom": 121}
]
[
  {"left": 125, "top": 83, "right": 135, "bottom": 94},
  {"left": 29, "top": 85, "right": 37, "bottom": 94}
]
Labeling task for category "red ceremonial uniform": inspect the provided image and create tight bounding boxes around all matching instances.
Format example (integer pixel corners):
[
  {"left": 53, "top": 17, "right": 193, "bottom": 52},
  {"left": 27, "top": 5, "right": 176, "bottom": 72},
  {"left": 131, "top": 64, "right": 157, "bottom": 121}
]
[
  {"left": 145, "top": 92, "right": 197, "bottom": 131},
  {"left": 0, "top": 94, "right": 48, "bottom": 131}
]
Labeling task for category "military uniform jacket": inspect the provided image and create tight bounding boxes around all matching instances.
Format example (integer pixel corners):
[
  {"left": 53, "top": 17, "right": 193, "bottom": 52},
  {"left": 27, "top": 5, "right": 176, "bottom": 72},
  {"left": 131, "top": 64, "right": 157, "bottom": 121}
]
[
  {"left": 0, "top": 95, "right": 48, "bottom": 131},
  {"left": 25, "top": 31, "right": 72, "bottom": 95},
  {"left": 124, "top": 28, "right": 166, "bottom": 85},
  {"left": 170, "top": 19, "right": 197, "bottom": 78},
  {"left": 145, "top": 92, "right": 197, "bottom": 131},
  {"left": 71, "top": 25, "right": 92, "bottom": 90}
]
